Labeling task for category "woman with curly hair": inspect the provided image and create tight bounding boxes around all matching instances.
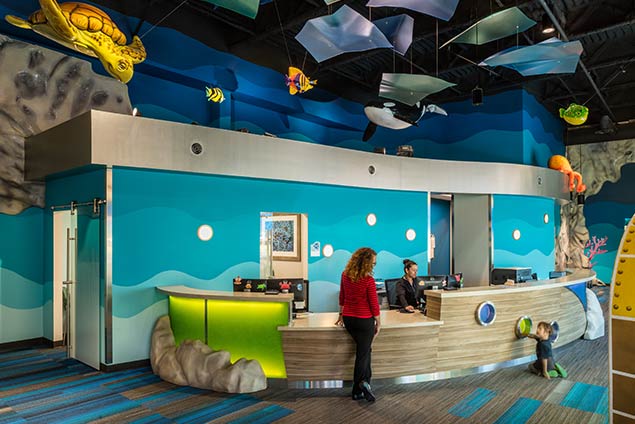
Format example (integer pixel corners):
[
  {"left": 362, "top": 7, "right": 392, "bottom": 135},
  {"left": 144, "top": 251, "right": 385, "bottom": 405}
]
[{"left": 335, "top": 247, "right": 380, "bottom": 402}]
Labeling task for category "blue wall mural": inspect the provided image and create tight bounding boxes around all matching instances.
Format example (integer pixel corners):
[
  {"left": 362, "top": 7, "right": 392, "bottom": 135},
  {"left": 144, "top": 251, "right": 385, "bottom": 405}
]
[
  {"left": 430, "top": 198, "right": 451, "bottom": 275},
  {"left": 585, "top": 163, "right": 635, "bottom": 283},
  {"left": 492, "top": 195, "right": 556, "bottom": 280},
  {"left": 111, "top": 167, "right": 428, "bottom": 363},
  {"left": 0, "top": 207, "right": 43, "bottom": 343}
]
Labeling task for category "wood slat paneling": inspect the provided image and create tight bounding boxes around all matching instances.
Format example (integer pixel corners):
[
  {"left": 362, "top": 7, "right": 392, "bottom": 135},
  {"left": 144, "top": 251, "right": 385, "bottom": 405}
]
[{"left": 282, "top": 326, "right": 439, "bottom": 380}]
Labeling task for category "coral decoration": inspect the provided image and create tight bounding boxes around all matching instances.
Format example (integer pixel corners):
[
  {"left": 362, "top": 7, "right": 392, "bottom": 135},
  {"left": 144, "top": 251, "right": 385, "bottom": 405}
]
[
  {"left": 584, "top": 235, "right": 608, "bottom": 268},
  {"left": 548, "top": 155, "right": 587, "bottom": 193}
]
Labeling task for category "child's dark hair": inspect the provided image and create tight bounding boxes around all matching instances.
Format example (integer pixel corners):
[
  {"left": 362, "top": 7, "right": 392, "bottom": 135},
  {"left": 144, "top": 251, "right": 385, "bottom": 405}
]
[
  {"left": 403, "top": 259, "right": 417, "bottom": 272},
  {"left": 537, "top": 321, "right": 553, "bottom": 336}
]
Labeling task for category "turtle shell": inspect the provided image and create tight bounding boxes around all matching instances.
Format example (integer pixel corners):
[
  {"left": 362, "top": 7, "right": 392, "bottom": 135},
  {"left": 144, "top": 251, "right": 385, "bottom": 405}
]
[{"left": 28, "top": 2, "right": 127, "bottom": 45}]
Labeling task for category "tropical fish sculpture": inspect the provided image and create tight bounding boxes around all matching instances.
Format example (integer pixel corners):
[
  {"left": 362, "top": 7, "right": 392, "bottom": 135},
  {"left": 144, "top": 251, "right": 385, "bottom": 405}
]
[
  {"left": 559, "top": 103, "right": 589, "bottom": 125},
  {"left": 285, "top": 66, "right": 317, "bottom": 95},
  {"left": 205, "top": 86, "right": 225, "bottom": 103},
  {"left": 548, "top": 154, "right": 586, "bottom": 193},
  {"left": 5, "top": 0, "right": 146, "bottom": 83}
]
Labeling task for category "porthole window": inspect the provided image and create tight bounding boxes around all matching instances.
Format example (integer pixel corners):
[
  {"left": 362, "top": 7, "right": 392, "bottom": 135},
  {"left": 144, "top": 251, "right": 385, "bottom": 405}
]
[
  {"left": 512, "top": 229, "right": 521, "bottom": 240},
  {"left": 323, "top": 244, "right": 334, "bottom": 258},
  {"left": 515, "top": 316, "right": 533, "bottom": 338},
  {"left": 405, "top": 229, "right": 416, "bottom": 241},
  {"left": 366, "top": 213, "right": 377, "bottom": 226},
  {"left": 475, "top": 301, "right": 496, "bottom": 326}
]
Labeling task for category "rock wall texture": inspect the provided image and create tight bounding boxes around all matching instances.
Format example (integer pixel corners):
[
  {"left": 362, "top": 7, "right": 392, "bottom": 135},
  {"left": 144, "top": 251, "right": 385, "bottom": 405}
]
[
  {"left": 555, "top": 139, "right": 635, "bottom": 274},
  {"left": 0, "top": 35, "right": 132, "bottom": 215},
  {"left": 150, "top": 315, "right": 267, "bottom": 393}
]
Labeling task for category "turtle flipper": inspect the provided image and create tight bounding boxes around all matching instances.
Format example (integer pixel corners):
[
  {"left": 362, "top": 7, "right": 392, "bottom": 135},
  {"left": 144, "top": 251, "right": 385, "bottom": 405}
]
[
  {"left": 119, "top": 35, "right": 147, "bottom": 64},
  {"left": 5, "top": 15, "right": 32, "bottom": 29},
  {"left": 39, "top": 0, "right": 77, "bottom": 40}
]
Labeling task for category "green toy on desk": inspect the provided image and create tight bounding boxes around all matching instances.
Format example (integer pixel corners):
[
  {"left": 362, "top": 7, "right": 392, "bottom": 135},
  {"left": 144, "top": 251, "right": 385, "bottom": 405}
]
[{"left": 257, "top": 283, "right": 267, "bottom": 292}]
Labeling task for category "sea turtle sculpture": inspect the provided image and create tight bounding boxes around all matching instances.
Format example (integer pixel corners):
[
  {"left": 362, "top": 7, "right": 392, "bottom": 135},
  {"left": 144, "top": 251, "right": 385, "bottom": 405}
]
[{"left": 5, "top": 0, "right": 146, "bottom": 83}]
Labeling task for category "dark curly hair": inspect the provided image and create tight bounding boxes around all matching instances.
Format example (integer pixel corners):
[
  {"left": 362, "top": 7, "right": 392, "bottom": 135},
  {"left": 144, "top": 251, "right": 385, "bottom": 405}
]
[{"left": 403, "top": 259, "right": 417, "bottom": 273}]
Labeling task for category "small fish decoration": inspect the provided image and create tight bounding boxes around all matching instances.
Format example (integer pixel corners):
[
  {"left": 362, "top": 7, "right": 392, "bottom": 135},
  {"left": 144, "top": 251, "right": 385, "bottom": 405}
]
[
  {"left": 285, "top": 66, "right": 317, "bottom": 95},
  {"left": 559, "top": 103, "right": 588, "bottom": 125},
  {"left": 205, "top": 86, "right": 225, "bottom": 103}
]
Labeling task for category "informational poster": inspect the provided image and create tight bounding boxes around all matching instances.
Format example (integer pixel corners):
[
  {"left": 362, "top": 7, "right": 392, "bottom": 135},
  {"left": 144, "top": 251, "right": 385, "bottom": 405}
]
[{"left": 310, "top": 241, "right": 321, "bottom": 257}]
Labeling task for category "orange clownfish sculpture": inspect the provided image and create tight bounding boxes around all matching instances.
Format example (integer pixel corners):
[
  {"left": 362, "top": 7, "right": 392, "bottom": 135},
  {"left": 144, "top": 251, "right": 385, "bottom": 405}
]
[
  {"left": 548, "top": 155, "right": 586, "bottom": 193},
  {"left": 285, "top": 66, "right": 317, "bottom": 95}
]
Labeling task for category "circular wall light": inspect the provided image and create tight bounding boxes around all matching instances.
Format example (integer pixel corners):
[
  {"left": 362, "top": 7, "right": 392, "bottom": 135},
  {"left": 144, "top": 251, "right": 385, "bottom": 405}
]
[
  {"left": 197, "top": 224, "right": 214, "bottom": 241},
  {"left": 323, "top": 244, "right": 334, "bottom": 258},
  {"left": 475, "top": 301, "right": 497, "bottom": 326},
  {"left": 405, "top": 229, "right": 416, "bottom": 241},
  {"left": 512, "top": 229, "right": 521, "bottom": 240},
  {"left": 515, "top": 316, "right": 533, "bottom": 338},
  {"left": 543, "top": 213, "right": 550, "bottom": 224},
  {"left": 549, "top": 321, "right": 560, "bottom": 343},
  {"left": 366, "top": 213, "right": 377, "bottom": 226}
]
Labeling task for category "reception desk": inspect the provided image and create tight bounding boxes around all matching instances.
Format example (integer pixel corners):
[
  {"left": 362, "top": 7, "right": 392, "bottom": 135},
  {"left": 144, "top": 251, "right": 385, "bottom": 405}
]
[
  {"left": 278, "top": 269, "right": 594, "bottom": 385},
  {"left": 158, "top": 270, "right": 593, "bottom": 386}
]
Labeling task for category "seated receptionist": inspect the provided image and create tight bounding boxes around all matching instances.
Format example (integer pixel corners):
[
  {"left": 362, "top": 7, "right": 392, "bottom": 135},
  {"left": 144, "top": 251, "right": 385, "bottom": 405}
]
[{"left": 396, "top": 259, "right": 420, "bottom": 312}]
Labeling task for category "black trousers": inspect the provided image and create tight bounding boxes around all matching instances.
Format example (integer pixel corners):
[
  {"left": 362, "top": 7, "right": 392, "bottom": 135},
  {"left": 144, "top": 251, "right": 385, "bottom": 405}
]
[{"left": 343, "top": 316, "right": 375, "bottom": 394}]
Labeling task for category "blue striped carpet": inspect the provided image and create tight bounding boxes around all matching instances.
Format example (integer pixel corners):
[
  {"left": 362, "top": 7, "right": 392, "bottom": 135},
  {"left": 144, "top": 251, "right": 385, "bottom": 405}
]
[
  {"left": 448, "top": 387, "right": 496, "bottom": 418},
  {"left": 0, "top": 347, "right": 294, "bottom": 423}
]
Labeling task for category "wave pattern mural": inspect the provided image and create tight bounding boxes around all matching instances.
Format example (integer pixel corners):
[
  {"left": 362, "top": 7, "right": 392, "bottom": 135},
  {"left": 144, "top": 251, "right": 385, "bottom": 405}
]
[
  {"left": 585, "top": 163, "right": 635, "bottom": 283},
  {"left": 0, "top": 207, "right": 43, "bottom": 343},
  {"left": 112, "top": 168, "right": 428, "bottom": 362},
  {"left": 492, "top": 195, "right": 556, "bottom": 279}
]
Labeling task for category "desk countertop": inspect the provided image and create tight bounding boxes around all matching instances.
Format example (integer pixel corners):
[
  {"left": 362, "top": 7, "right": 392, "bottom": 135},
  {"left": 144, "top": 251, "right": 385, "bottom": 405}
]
[
  {"left": 157, "top": 285, "right": 294, "bottom": 302},
  {"left": 278, "top": 310, "right": 442, "bottom": 332}
]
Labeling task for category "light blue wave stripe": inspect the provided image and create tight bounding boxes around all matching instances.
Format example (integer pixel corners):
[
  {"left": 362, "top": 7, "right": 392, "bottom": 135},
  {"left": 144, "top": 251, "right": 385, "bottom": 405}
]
[
  {"left": 493, "top": 398, "right": 541, "bottom": 424},
  {"left": 448, "top": 388, "right": 496, "bottom": 418}
]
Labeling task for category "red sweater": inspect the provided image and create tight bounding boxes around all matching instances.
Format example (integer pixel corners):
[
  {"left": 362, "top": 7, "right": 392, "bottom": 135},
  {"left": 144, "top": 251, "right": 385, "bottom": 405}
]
[{"left": 339, "top": 272, "right": 380, "bottom": 318}]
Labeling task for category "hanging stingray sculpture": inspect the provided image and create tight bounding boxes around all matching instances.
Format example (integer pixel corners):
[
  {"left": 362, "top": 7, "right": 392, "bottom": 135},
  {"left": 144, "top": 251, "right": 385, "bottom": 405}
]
[
  {"left": 295, "top": 5, "right": 392, "bottom": 63},
  {"left": 440, "top": 7, "right": 536, "bottom": 48},
  {"left": 373, "top": 14, "right": 414, "bottom": 56},
  {"left": 366, "top": 0, "right": 459, "bottom": 21},
  {"left": 479, "top": 38, "right": 583, "bottom": 76},
  {"left": 201, "top": 0, "right": 260, "bottom": 19},
  {"left": 380, "top": 73, "right": 456, "bottom": 106}
]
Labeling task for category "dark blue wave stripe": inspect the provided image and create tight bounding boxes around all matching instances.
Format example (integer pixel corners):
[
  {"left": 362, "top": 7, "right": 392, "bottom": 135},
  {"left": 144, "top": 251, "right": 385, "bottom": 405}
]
[
  {"left": 0, "top": 351, "right": 67, "bottom": 370},
  {"left": 3, "top": 369, "right": 147, "bottom": 404},
  {"left": 15, "top": 388, "right": 116, "bottom": 416},
  {"left": 228, "top": 404, "right": 294, "bottom": 424},
  {"left": 174, "top": 395, "right": 261, "bottom": 424},
  {"left": 26, "top": 393, "right": 140, "bottom": 424}
]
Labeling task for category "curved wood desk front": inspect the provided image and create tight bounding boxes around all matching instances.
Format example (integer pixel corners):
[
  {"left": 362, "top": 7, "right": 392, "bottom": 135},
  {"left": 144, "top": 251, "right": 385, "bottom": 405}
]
[{"left": 278, "top": 270, "right": 594, "bottom": 384}]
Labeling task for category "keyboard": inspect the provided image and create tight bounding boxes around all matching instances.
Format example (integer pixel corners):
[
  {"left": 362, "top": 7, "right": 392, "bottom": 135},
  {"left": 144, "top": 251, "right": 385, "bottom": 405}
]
[{"left": 265, "top": 290, "right": 280, "bottom": 295}]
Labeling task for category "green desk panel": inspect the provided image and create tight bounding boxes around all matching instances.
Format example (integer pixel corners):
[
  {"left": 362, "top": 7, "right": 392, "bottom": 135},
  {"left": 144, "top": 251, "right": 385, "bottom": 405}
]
[
  {"left": 169, "top": 296, "right": 206, "bottom": 345},
  {"left": 207, "top": 299, "right": 288, "bottom": 378}
]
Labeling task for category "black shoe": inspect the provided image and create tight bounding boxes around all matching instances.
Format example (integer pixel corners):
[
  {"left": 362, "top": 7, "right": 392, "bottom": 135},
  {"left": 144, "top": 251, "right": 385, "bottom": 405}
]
[
  {"left": 360, "top": 381, "right": 376, "bottom": 402},
  {"left": 352, "top": 392, "right": 365, "bottom": 400}
]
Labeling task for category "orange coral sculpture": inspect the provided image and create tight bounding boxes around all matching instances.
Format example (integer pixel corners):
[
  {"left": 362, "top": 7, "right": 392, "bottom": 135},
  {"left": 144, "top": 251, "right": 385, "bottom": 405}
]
[{"left": 548, "top": 155, "right": 586, "bottom": 193}]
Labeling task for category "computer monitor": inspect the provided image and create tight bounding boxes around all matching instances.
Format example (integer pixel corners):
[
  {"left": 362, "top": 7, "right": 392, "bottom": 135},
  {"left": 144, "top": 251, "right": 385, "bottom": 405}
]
[{"left": 414, "top": 276, "right": 447, "bottom": 305}]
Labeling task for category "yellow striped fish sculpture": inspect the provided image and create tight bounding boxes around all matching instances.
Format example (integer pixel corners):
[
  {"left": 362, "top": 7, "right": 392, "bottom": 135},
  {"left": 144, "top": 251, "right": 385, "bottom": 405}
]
[
  {"left": 205, "top": 86, "right": 225, "bottom": 103},
  {"left": 285, "top": 66, "right": 317, "bottom": 95}
]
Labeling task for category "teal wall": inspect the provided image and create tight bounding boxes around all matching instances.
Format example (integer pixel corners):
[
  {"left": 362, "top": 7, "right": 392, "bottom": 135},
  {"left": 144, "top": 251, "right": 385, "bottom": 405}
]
[
  {"left": 0, "top": 207, "right": 43, "bottom": 343},
  {"left": 111, "top": 167, "right": 428, "bottom": 363},
  {"left": 492, "top": 195, "right": 556, "bottom": 280}
]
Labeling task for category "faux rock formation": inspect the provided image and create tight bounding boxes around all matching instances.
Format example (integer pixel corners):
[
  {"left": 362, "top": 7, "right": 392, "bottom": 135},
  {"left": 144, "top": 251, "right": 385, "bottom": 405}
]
[
  {"left": 150, "top": 315, "right": 267, "bottom": 393},
  {"left": 0, "top": 35, "right": 132, "bottom": 215},
  {"left": 555, "top": 139, "right": 635, "bottom": 272}
]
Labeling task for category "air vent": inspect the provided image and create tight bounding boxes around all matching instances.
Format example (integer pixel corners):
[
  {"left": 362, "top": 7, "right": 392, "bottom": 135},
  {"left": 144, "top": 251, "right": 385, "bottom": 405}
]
[{"left": 190, "top": 142, "right": 203, "bottom": 155}]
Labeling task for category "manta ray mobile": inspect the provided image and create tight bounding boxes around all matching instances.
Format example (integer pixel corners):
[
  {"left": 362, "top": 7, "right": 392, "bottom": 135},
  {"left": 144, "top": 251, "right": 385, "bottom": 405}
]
[{"left": 362, "top": 100, "right": 448, "bottom": 141}]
